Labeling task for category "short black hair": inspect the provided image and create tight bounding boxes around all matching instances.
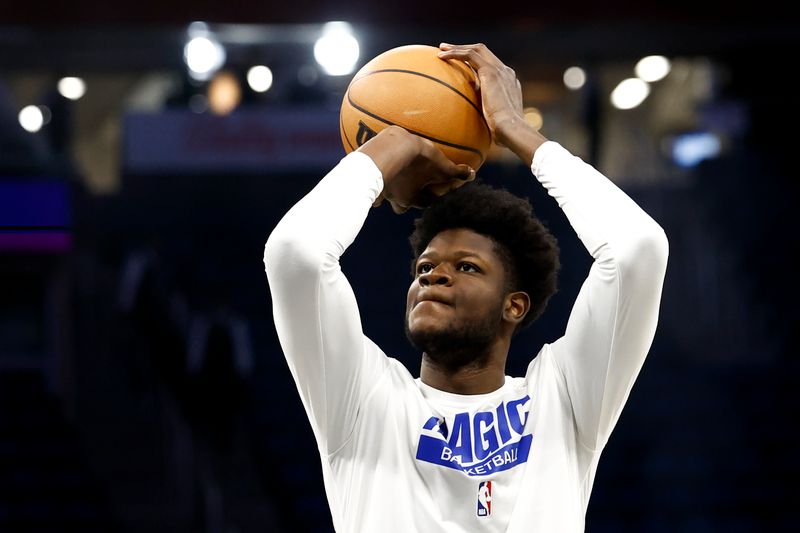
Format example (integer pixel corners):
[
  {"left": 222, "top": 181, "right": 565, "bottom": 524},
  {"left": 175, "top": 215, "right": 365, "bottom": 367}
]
[{"left": 408, "top": 180, "right": 560, "bottom": 332}]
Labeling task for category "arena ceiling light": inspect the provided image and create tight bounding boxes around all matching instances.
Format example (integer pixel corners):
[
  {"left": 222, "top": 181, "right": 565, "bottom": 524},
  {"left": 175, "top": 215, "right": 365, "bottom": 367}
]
[
  {"left": 19, "top": 105, "right": 44, "bottom": 132},
  {"left": 610, "top": 78, "right": 650, "bottom": 110},
  {"left": 314, "top": 21, "right": 360, "bottom": 76},
  {"left": 184, "top": 22, "right": 226, "bottom": 81},
  {"left": 563, "top": 66, "right": 586, "bottom": 90},
  {"left": 247, "top": 65, "right": 274, "bottom": 93},
  {"left": 635, "top": 55, "right": 671, "bottom": 83},
  {"left": 57, "top": 77, "right": 86, "bottom": 100}
]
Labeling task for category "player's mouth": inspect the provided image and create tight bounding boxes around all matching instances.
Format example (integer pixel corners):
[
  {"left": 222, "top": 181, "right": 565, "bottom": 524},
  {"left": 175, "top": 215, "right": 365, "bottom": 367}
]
[{"left": 416, "top": 291, "right": 453, "bottom": 307}]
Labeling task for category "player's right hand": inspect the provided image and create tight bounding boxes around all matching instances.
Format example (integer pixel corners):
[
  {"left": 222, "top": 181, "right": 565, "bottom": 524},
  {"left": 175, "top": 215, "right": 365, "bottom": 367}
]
[{"left": 359, "top": 126, "right": 475, "bottom": 214}]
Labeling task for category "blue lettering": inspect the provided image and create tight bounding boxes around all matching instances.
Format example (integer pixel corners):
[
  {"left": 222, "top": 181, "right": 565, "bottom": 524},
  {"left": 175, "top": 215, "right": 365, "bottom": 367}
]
[
  {"left": 422, "top": 416, "right": 448, "bottom": 438},
  {"left": 495, "top": 402, "right": 512, "bottom": 444},
  {"left": 448, "top": 413, "right": 473, "bottom": 464},
  {"left": 473, "top": 411, "right": 498, "bottom": 461},
  {"left": 416, "top": 396, "right": 533, "bottom": 475},
  {"left": 423, "top": 416, "right": 439, "bottom": 431},
  {"left": 506, "top": 395, "right": 531, "bottom": 434}
]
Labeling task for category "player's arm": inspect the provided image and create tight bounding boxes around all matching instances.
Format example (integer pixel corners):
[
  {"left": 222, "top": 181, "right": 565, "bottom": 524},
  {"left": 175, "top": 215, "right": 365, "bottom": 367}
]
[
  {"left": 440, "top": 43, "right": 669, "bottom": 451},
  {"left": 264, "top": 127, "right": 471, "bottom": 453},
  {"left": 529, "top": 140, "right": 668, "bottom": 452}
]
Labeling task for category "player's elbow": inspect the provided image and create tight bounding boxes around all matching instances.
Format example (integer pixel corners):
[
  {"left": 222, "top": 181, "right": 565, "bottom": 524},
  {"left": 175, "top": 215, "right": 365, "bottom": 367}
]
[
  {"left": 263, "top": 231, "right": 287, "bottom": 278},
  {"left": 643, "top": 225, "right": 669, "bottom": 268},
  {"left": 264, "top": 227, "right": 325, "bottom": 280},
  {"left": 620, "top": 225, "right": 669, "bottom": 279},
  {"left": 654, "top": 227, "right": 669, "bottom": 264}
]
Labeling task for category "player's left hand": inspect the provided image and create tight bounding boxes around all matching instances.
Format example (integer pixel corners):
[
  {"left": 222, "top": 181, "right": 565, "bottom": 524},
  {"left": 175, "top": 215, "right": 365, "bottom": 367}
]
[{"left": 437, "top": 43, "right": 524, "bottom": 148}]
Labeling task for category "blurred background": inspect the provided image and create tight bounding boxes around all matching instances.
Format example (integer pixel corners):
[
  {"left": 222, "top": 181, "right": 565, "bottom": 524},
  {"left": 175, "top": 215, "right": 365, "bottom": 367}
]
[{"left": 1, "top": 1, "right": 798, "bottom": 532}]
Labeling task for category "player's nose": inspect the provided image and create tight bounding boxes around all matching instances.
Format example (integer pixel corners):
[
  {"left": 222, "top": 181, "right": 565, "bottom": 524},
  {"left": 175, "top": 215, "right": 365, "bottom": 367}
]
[{"left": 419, "top": 265, "right": 452, "bottom": 286}]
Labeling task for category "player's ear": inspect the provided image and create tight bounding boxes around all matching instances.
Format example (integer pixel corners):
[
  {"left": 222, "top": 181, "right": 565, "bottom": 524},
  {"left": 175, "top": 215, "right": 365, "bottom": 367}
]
[{"left": 504, "top": 291, "right": 530, "bottom": 326}]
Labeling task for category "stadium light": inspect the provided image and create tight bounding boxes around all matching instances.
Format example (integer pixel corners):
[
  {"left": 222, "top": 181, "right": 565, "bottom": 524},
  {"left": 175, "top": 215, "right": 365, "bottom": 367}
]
[
  {"left": 184, "top": 23, "right": 226, "bottom": 81},
  {"left": 19, "top": 105, "right": 44, "bottom": 132},
  {"left": 563, "top": 67, "right": 586, "bottom": 90},
  {"left": 314, "top": 22, "right": 360, "bottom": 76},
  {"left": 635, "top": 55, "right": 671, "bottom": 83},
  {"left": 58, "top": 77, "right": 86, "bottom": 100},
  {"left": 610, "top": 78, "right": 650, "bottom": 110},
  {"left": 247, "top": 65, "right": 274, "bottom": 93}
]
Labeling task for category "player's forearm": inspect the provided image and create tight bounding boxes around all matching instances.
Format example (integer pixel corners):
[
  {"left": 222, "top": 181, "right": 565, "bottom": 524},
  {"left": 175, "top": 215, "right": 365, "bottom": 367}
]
[
  {"left": 532, "top": 142, "right": 668, "bottom": 271},
  {"left": 264, "top": 151, "right": 383, "bottom": 276},
  {"left": 496, "top": 120, "right": 549, "bottom": 167}
]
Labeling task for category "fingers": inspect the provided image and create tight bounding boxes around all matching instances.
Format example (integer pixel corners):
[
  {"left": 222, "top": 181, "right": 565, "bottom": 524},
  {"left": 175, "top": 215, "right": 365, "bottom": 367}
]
[
  {"left": 438, "top": 43, "right": 518, "bottom": 91},
  {"left": 431, "top": 159, "right": 475, "bottom": 187},
  {"left": 454, "top": 164, "right": 477, "bottom": 183},
  {"left": 390, "top": 200, "right": 410, "bottom": 214},
  {"left": 438, "top": 162, "right": 475, "bottom": 183},
  {"left": 420, "top": 166, "right": 475, "bottom": 205},
  {"left": 417, "top": 138, "right": 475, "bottom": 184},
  {"left": 437, "top": 43, "right": 504, "bottom": 71},
  {"left": 387, "top": 173, "right": 474, "bottom": 214},
  {"left": 426, "top": 176, "right": 472, "bottom": 197}
]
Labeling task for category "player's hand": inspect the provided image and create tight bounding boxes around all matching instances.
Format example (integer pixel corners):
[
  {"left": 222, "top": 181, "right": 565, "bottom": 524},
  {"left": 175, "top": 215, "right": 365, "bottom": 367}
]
[
  {"left": 437, "top": 43, "right": 547, "bottom": 165},
  {"left": 437, "top": 43, "right": 523, "bottom": 146},
  {"left": 358, "top": 126, "right": 475, "bottom": 214}
]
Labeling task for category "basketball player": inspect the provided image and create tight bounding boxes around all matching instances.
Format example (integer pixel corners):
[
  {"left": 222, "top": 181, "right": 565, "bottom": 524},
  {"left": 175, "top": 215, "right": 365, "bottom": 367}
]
[{"left": 264, "top": 43, "right": 668, "bottom": 532}]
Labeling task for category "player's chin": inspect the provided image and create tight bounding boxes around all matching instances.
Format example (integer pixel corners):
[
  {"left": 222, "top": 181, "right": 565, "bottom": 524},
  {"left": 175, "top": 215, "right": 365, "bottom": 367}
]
[
  {"left": 406, "top": 313, "right": 451, "bottom": 338},
  {"left": 408, "top": 300, "right": 453, "bottom": 318}
]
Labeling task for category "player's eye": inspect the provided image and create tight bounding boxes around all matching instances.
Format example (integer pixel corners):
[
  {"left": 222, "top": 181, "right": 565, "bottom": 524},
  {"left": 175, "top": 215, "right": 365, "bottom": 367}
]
[
  {"left": 417, "top": 263, "right": 434, "bottom": 275},
  {"left": 458, "top": 262, "right": 479, "bottom": 273}
]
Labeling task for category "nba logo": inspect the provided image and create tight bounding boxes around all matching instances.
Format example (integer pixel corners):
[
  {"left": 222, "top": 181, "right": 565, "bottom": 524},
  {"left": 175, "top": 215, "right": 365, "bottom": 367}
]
[{"left": 477, "top": 481, "right": 492, "bottom": 517}]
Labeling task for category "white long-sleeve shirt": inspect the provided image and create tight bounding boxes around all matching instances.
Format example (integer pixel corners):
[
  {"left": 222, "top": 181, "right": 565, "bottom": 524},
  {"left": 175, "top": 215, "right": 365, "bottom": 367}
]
[{"left": 264, "top": 141, "right": 668, "bottom": 532}]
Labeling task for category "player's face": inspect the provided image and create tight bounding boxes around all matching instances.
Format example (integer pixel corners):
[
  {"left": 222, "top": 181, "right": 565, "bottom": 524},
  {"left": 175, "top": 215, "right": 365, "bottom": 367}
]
[{"left": 405, "top": 228, "right": 508, "bottom": 365}]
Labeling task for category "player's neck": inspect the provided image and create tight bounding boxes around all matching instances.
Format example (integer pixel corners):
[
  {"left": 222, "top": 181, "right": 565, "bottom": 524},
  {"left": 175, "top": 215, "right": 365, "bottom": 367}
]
[{"left": 419, "top": 345, "right": 508, "bottom": 395}]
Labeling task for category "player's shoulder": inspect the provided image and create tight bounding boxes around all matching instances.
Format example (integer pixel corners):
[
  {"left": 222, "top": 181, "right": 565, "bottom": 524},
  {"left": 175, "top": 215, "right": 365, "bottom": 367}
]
[
  {"left": 521, "top": 344, "right": 558, "bottom": 382},
  {"left": 363, "top": 336, "right": 417, "bottom": 385}
]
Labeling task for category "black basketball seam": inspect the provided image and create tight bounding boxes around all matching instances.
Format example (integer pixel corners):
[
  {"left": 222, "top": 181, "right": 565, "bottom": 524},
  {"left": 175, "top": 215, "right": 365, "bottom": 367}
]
[
  {"left": 346, "top": 92, "right": 486, "bottom": 164},
  {"left": 353, "top": 68, "right": 491, "bottom": 138},
  {"left": 340, "top": 106, "right": 356, "bottom": 151}
]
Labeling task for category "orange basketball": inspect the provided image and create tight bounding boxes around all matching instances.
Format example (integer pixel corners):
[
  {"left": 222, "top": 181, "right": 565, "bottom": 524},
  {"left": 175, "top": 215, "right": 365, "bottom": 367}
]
[{"left": 340, "top": 45, "right": 491, "bottom": 171}]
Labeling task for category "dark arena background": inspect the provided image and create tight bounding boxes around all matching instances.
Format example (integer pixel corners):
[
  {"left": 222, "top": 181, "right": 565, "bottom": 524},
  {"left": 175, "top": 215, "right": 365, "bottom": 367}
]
[{"left": 1, "top": 1, "right": 797, "bottom": 531}]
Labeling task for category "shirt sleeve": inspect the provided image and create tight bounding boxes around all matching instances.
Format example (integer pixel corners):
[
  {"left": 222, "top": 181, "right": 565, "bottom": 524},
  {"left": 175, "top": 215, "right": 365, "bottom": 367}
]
[
  {"left": 264, "top": 151, "right": 390, "bottom": 455},
  {"left": 531, "top": 142, "right": 669, "bottom": 452}
]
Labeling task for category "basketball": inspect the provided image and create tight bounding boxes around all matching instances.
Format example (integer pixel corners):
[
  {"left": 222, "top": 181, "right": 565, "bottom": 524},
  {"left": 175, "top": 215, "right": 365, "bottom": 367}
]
[{"left": 340, "top": 45, "right": 492, "bottom": 171}]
